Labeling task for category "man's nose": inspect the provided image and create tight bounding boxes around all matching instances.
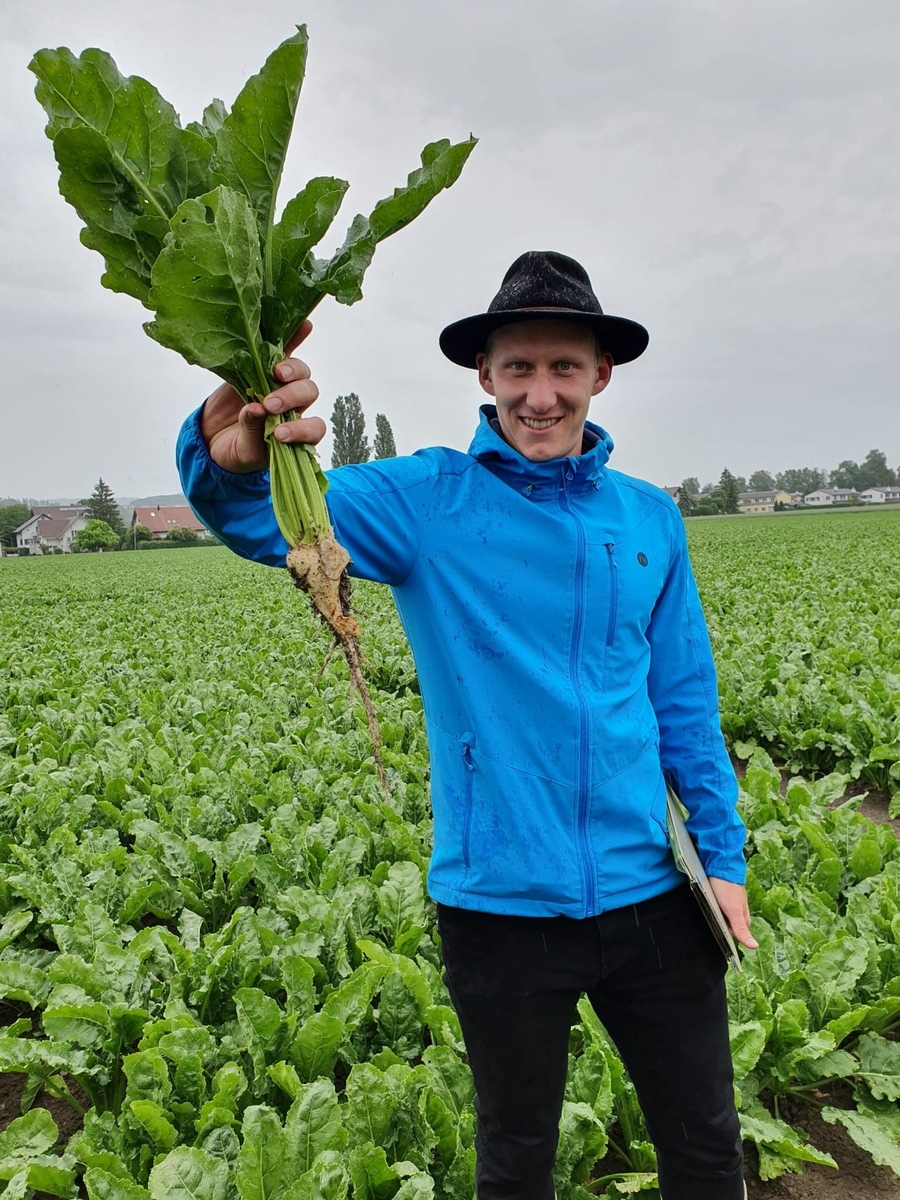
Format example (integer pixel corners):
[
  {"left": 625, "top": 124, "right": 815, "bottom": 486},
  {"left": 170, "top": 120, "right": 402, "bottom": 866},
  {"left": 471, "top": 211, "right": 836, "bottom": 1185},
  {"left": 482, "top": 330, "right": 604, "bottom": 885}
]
[{"left": 526, "top": 374, "right": 556, "bottom": 412}]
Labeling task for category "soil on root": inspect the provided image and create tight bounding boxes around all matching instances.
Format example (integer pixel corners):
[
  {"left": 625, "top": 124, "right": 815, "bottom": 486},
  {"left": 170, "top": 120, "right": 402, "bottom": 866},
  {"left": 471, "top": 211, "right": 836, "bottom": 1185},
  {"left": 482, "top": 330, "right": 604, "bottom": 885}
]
[{"left": 287, "top": 537, "right": 388, "bottom": 792}]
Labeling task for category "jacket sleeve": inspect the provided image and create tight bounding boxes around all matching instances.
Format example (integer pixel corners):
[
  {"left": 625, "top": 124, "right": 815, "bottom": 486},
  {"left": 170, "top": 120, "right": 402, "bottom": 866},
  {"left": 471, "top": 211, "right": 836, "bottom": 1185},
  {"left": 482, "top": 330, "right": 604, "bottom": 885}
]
[
  {"left": 175, "top": 405, "right": 442, "bottom": 585},
  {"left": 645, "top": 511, "right": 747, "bottom": 883},
  {"left": 176, "top": 405, "right": 290, "bottom": 567}
]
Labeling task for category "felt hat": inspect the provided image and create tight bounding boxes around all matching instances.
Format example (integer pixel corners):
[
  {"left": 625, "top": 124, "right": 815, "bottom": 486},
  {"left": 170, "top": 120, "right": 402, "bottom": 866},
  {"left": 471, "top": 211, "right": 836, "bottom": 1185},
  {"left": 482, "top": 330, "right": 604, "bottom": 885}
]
[{"left": 439, "top": 250, "right": 649, "bottom": 368}]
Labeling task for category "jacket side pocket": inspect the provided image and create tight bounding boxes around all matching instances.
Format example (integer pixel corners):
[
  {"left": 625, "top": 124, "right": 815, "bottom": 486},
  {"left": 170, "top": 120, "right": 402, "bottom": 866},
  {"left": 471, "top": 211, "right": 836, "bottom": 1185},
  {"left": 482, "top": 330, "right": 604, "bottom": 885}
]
[{"left": 461, "top": 731, "right": 476, "bottom": 872}]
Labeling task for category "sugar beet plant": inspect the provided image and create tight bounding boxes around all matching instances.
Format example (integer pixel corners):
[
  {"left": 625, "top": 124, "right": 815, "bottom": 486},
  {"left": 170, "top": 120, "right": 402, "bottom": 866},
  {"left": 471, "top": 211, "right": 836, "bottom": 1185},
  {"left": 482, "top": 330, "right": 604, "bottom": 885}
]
[{"left": 30, "top": 28, "right": 476, "bottom": 787}]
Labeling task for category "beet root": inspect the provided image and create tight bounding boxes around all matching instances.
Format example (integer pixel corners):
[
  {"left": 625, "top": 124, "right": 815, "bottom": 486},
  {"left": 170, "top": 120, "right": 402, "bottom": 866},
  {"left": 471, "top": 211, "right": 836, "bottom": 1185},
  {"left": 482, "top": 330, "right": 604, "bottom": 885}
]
[{"left": 287, "top": 535, "right": 388, "bottom": 793}]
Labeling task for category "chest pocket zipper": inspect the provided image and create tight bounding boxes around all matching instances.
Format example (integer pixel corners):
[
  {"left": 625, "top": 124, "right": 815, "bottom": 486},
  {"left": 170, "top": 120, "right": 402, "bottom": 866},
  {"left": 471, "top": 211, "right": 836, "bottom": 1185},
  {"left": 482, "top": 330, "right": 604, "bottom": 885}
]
[
  {"left": 461, "top": 733, "right": 475, "bottom": 871},
  {"left": 605, "top": 543, "right": 618, "bottom": 647}
]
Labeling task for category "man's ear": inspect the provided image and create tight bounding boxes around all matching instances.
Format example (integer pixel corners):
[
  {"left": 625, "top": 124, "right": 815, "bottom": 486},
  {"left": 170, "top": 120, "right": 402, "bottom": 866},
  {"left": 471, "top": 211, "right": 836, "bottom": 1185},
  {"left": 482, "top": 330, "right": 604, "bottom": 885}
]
[
  {"left": 476, "top": 353, "right": 496, "bottom": 396},
  {"left": 592, "top": 352, "right": 614, "bottom": 397}
]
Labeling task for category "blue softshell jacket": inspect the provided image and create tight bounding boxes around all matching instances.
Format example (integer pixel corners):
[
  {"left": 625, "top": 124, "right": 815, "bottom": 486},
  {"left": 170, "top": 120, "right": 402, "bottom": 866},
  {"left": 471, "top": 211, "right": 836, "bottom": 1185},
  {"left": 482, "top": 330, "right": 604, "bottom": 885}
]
[{"left": 177, "top": 403, "right": 746, "bottom": 918}]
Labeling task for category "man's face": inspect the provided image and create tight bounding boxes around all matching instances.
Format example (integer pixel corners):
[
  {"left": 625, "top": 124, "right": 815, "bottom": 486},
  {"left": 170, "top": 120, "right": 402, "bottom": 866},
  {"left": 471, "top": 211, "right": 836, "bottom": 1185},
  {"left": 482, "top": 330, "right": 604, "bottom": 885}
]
[{"left": 476, "top": 321, "right": 613, "bottom": 461}]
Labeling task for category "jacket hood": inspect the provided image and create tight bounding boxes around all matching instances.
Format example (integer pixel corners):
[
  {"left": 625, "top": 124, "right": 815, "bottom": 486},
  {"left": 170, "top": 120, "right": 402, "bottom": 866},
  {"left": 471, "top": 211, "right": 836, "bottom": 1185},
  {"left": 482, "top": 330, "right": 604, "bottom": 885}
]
[{"left": 468, "top": 404, "right": 614, "bottom": 489}]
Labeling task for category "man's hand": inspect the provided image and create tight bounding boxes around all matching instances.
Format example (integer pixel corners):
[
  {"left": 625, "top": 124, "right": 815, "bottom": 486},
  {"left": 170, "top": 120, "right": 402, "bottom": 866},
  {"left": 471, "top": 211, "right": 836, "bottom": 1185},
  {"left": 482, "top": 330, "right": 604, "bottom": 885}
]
[
  {"left": 200, "top": 320, "right": 326, "bottom": 473},
  {"left": 708, "top": 878, "right": 759, "bottom": 950}
]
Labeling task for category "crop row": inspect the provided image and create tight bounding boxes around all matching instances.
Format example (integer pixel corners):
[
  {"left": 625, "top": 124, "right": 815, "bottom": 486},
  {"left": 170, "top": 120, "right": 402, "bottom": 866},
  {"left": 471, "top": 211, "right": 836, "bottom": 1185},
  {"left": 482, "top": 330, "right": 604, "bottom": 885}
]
[{"left": 0, "top": 543, "right": 897, "bottom": 1197}]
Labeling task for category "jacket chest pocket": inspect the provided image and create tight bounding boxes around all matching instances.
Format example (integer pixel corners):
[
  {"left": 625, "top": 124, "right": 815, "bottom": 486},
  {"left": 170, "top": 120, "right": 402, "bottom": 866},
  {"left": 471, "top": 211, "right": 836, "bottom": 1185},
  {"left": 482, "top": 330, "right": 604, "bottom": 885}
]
[{"left": 588, "top": 540, "right": 664, "bottom": 645}]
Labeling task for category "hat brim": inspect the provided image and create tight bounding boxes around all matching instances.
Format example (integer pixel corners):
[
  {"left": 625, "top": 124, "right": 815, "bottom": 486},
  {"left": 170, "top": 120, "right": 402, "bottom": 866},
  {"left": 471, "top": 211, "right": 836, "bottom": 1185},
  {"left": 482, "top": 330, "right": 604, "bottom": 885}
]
[{"left": 439, "top": 309, "right": 649, "bottom": 368}]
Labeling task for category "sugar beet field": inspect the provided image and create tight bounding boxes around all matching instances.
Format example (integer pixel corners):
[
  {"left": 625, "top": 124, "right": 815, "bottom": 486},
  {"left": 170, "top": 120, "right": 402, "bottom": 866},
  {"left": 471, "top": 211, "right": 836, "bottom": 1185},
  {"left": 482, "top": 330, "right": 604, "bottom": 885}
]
[{"left": 0, "top": 508, "right": 898, "bottom": 1200}]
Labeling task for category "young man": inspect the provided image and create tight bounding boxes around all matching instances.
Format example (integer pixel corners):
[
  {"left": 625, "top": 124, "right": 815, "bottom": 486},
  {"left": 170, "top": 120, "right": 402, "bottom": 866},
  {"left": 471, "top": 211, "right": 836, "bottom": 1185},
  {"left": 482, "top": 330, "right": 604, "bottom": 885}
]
[{"left": 177, "top": 251, "right": 756, "bottom": 1200}]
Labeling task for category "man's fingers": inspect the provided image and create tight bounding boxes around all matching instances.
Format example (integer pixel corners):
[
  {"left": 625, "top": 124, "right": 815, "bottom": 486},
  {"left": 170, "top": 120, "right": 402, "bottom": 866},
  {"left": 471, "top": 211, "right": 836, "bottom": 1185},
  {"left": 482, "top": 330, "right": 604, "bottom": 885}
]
[
  {"left": 708, "top": 878, "right": 759, "bottom": 952},
  {"left": 284, "top": 319, "right": 313, "bottom": 356},
  {"left": 264, "top": 375, "right": 319, "bottom": 415},
  {"left": 271, "top": 415, "right": 327, "bottom": 446}
]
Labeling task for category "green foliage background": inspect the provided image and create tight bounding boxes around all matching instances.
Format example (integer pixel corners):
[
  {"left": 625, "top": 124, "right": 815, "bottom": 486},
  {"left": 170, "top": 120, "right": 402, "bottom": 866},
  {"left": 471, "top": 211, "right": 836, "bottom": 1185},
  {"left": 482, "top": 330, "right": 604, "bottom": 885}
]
[{"left": 0, "top": 509, "right": 898, "bottom": 1197}]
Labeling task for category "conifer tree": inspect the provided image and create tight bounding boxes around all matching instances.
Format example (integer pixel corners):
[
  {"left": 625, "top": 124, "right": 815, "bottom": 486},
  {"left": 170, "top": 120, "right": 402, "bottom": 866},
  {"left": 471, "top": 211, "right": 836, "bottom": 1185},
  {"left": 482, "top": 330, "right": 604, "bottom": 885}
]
[
  {"left": 330, "top": 394, "right": 371, "bottom": 467},
  {"left": 374, "top": 413, "right": 398, "bottom": 460},
  {"left": 82, "top": 478, "right": 124, "bottom": 534}
]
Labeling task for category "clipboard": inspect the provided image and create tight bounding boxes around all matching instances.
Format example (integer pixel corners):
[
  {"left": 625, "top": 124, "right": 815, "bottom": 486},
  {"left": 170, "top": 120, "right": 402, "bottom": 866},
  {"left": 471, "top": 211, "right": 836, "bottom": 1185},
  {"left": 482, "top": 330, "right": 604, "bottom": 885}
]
[{"left": 665, "top": 785, "right": 742, "bottom": 973}]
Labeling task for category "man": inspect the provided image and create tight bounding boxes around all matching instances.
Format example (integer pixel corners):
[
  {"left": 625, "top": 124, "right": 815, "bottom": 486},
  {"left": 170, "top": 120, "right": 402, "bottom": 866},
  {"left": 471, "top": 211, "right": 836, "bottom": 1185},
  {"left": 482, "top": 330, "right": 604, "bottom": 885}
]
[{"left": 177, "top": 251, "right": 756, "bottom": 1200}]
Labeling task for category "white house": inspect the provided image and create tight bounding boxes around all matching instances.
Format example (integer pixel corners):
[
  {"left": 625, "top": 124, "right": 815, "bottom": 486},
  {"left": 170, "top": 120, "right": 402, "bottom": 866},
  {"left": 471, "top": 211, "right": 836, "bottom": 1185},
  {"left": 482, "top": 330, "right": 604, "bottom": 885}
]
[
  {"left": 803, "top": 488, "right": 857, "bottom": 506},
  {"left": 859, "top": 486, "right": 900, "bottom": 503},
  {"left": 14, "top": 506, "right": 89, "bottom": 553}
]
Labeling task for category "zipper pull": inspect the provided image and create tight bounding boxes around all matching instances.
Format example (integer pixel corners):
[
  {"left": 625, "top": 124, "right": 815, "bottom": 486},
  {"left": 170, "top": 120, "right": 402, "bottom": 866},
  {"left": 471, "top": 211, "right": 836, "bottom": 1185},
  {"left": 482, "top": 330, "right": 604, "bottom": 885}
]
[{"left": 461, "top": 733, "right": 475, "bottom": 770}]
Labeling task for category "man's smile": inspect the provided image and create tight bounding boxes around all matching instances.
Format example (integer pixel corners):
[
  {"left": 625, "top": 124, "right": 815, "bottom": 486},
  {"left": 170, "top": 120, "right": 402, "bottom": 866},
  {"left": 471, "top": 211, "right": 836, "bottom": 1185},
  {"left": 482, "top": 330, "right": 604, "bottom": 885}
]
[{"left": 521, "top": 416, "right": 562, "bottom": 429}]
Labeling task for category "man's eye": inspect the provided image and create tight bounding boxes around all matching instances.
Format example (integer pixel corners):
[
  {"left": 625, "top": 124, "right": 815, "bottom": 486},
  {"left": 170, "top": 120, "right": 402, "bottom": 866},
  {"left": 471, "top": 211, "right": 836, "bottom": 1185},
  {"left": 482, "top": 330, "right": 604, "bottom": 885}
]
[{"left": 558, "top": 362, "right": 573, "bottom": 371}]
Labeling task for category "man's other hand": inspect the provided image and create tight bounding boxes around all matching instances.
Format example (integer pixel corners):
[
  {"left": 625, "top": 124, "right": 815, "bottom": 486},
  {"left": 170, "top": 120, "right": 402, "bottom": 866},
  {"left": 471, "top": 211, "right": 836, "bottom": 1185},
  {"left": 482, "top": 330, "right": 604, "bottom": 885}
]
[
  {"left": 708, "top": 878, "right": 759, "bottom": 950},
  {"left": 200, "top": 320, "right": 326, "bottom": 473}
]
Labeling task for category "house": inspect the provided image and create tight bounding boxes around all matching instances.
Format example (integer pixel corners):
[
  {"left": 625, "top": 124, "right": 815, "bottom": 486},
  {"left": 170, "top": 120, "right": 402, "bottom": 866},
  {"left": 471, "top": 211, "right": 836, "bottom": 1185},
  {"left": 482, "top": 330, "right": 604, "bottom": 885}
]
[
  {"left": 737, "top": 490, "right": 794, "bottom": 513},
  {"left": 859, "top": 486, "right": 900, "bottom": 503},
  {"left": 14, "top": 505, "right": 89, "bottom": 554},
  {"left": 803, "top": 488, "right": 857, "bottom": 506},
  {"left": 663, "top": 486, "right": 683, "bottom": 504},
  {"left": 131, "top": 506, "right": 208, "bottom": 540}
]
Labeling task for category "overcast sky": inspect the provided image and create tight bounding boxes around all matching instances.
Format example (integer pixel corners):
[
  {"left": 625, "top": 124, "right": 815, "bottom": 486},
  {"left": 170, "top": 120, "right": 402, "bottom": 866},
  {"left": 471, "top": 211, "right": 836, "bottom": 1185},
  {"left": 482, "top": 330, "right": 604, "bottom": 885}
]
[{"left": 2, "top": 0, "right": 899, "bottom": 500}]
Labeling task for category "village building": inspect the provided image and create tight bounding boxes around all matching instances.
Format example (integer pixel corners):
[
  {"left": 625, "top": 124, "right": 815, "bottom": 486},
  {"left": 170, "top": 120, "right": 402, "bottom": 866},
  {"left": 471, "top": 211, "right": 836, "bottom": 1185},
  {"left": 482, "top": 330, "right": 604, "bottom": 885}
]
[
  {"left": 736, "top": 490, "right": 795, "bottom": 513},
  {"left": 859, "top": 486, "right": 900, "bottom": 503},
  {"left": 131, "top": 506, "right": 208, "bottom": 540},
  {"left": 13, "top": 505, "right": 89, "bottom": 554},
  {"left": 803, "top": 488, "right": 858, "bottom": 506}
]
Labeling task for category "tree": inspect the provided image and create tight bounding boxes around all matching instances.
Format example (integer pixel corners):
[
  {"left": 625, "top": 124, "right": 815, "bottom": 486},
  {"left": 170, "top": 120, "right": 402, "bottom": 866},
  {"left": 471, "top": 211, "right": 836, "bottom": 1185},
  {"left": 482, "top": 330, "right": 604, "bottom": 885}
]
[
  {"left": 677, "top": 478, "right": 697, "bottom": 518},
  {"left": 82, "top": 478, "right": 124, "bottom": 535},
  {"left": 374, "top": 413, "right": 397, "bottom": 460},
  {"left": 331, "top": 394, "right": 370, "bottom": 467},
  {"left": 120, "top": 523, "right": 151, "bottom": 550},
  {"left": 718, "top": 468, "right": 740, "bottom": 514},
  {"left": 858, "top": 449, "right": 896, "bottom": 490},
  {"left": 74, "top": 519, "right": 119, "bottom": 552},
  {"left": 774, "top": 467, "right": 826, "bottom": 497},
  {"left": 747, "top": 470, "right": 775, "bottom": 492},
  {"left": 0, "top": 503, "right": 29, "bottom": 548},
  {"left": 829, "top": 460, "right": 861, "bottom": 490},
  {"left": 167, "top": 526, "right": 200, "bottom": 545}
]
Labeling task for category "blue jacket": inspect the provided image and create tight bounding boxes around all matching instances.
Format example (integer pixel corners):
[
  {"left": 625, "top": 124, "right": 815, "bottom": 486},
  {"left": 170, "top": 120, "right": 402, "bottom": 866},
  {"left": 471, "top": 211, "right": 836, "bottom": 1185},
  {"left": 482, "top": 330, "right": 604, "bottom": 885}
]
[{"left": 177, "top": 403, "right": 746, "bottom": 918}]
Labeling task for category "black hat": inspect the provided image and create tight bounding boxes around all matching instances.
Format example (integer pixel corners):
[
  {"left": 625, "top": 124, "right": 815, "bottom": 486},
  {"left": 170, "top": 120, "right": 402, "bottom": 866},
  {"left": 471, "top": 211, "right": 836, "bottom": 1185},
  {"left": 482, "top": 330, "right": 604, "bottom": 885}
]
[{"left": 439, "top": 250, "right": 649, "bottom": 368}]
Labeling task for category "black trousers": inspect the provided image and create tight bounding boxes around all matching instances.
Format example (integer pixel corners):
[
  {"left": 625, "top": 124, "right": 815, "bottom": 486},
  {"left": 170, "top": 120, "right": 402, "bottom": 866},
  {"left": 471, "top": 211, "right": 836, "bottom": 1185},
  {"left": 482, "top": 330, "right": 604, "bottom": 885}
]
[{"left": 437, "top": 884, "right": 744, "bottom": 1200}]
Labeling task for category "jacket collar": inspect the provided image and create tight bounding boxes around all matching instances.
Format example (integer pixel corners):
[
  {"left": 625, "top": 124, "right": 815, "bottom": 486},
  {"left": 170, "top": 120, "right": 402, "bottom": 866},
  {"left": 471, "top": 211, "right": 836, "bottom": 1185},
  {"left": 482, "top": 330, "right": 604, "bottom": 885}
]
[{"left": 468, "top": 404, "right": 614, "bottom": 490}]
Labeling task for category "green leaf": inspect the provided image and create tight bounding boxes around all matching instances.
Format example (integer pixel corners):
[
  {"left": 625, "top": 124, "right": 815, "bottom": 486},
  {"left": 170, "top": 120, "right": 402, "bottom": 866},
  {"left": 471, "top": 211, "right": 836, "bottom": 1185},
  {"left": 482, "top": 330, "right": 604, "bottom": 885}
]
[
  {"left": 376, "top": 862, "right": 427, "bottom": 949},
  {"left": 282, "top": 1156, "right": 349, "bottom": 1200},
  {"left": 234, "top": 987, "right": 284, "bottom": 1093},
  {"left": 265, "top": 177, "right": 350, "bottom": 345},
  {"left": 146, "top": 187, "right": 270, "bottom": 391},
  {"left": 85, "top": 1168, "right": 152, "bottom": 1200},
  {"left": 213, "top": 27, "right": 308, "bottom": 256},
  {"left": 822, "top": 1106, "right": 900, "bottom": 1172},
  {"left": 285, "top": 1079, "right": 347, "bottom": 1176},
  {"left": 740, "top": 1104, "right": 837, "bottom": 1179},
  {"left": 128, "top": 1101, "right": 177, "bottom": 1151},
  {"left": 43, "top": 1001, "right": 109, "bottom": 1047},
  {"left": 421, "top": 1046, "right": 473, "bottom": 1120},
  {"left": 0, "top": 1108, "right": 58, "bottom": 1162},
  {"left": 855, "top": 1032, "right": 900, "bottom": 1101},
  {"left": 29, "top": 47, "right": 211, "bottom": 302},
  {"left": 0, "top": 962, "right": 52, "bottom": 1007},
  {"left": 235, "top": 1106, "right": 288, "bottom": 1200},
  {"left": 321, "top": 962, "right": 384, "bottom": 1028},
  {"left": 0, "top": 910, "right": 34, "bottom": 953},
  {"left": 307, "top": 136, "right": 478, "bottom": 306},
  {"left": 291, "top": 1011, "right": 344, "bottom": 1083},
  {"left": 148, "top": 1147, "right": 230, "bottom": 1200},
  {"left": 728, "top": 1021, "right": 768, "bottom": 1079}
]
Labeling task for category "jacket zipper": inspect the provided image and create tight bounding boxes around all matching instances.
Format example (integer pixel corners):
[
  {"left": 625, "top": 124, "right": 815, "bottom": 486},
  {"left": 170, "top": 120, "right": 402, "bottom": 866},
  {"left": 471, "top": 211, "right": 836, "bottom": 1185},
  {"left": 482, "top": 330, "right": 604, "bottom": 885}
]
[
  {"left": 461, "top": 734, "right": 475, "bottom": 871},
  {"left": 605, "top": 542, "right": 618, "bottom": 647},
  {"left": 560, "top": 463, "right": 594, "bottom": 914}
]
